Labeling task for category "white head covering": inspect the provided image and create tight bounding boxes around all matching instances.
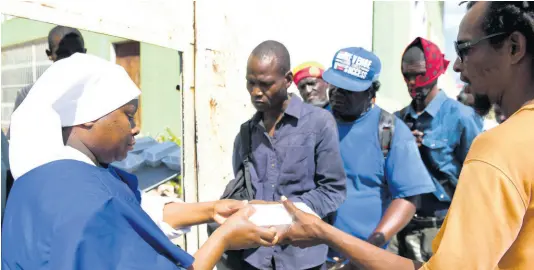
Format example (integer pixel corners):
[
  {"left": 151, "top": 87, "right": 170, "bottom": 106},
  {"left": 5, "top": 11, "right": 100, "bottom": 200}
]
[{"left": 9, "top": 53, "right": 141, "bottom": 180}]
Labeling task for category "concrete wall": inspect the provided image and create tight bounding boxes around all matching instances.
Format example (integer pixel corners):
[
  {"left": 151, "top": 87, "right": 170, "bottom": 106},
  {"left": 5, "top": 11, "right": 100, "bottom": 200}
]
[
  {"left": 1, "top": 18, "right": 182, "bottom": 137},
  {"left": 372, "top": 1, "right": 453, "bottom": 113}
]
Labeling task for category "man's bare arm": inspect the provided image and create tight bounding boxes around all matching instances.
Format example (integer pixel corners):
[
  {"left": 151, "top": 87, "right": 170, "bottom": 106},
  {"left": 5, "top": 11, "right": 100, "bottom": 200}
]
[
  {"left": 280, "top": 197, "right": 423, "bottom": 270},
  {"left": 319, "top": 221, "right": 422, "bottom": 270},
  {"left": 367, "top": 197, "right": 416, "bottom": 246}
]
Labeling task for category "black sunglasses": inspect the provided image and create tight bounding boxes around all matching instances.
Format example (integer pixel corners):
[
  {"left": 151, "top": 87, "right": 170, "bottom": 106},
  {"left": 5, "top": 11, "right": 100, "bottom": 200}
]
[{"left": 454, "top": 32, "right": 507, "bottom": 62}]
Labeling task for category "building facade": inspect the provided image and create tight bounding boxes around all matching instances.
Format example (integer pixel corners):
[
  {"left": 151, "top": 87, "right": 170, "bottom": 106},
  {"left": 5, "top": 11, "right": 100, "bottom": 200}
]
[{"left": 1, "top": 18, "right": 183, "bottom": 138}]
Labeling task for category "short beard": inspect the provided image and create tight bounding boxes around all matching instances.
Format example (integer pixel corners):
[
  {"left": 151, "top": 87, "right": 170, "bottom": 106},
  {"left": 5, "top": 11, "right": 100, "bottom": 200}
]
[
  {"left": 308, "top": 98, "right": 329, "bottom": 108},
  {"left": 473, "top": 94, "right": 492, "bottom": 117}
]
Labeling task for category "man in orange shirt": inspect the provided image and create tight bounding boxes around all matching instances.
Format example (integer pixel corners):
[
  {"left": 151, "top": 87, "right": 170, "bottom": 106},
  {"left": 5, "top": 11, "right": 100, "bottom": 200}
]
[{"left": 278, "top": 1, "right": 534, "bottom": 269}]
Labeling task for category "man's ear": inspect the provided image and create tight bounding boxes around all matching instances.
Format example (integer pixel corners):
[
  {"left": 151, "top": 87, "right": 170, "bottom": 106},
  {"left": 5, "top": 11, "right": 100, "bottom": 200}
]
[
  {"left": 45, "top": 49, "right": 53, "bottom": 61},
  {"left": 509, "top": 31, "right": 527, "bottom": 65},
  {"left": 285, "top": 71, "right": 294, "bottom": 89}
]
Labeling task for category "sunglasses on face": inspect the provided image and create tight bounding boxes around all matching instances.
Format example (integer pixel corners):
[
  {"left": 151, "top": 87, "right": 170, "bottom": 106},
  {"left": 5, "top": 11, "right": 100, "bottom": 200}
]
[{"left": 454, "top": 32, "right": 507, "bottom": 62}]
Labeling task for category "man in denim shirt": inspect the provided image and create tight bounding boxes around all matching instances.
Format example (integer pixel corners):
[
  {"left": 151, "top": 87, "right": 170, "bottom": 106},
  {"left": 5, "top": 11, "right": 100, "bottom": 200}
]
[
  {"left": 388, "top": 37, "right": 482, "bottom": 262},
  {"left": 232, "top": 40, "right": 346, "bottom": 269}
]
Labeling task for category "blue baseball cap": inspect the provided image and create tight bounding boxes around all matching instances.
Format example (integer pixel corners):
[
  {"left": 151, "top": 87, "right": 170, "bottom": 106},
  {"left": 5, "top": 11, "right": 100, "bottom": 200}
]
[{"left": 323, "top": 47, "right": 381, "bottom": 92}]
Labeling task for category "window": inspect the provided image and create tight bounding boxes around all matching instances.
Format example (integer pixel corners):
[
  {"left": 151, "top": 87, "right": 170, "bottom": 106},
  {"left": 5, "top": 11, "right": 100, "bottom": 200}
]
[{"left": 1, "top": 40, "right": 52, "bottom": 132}]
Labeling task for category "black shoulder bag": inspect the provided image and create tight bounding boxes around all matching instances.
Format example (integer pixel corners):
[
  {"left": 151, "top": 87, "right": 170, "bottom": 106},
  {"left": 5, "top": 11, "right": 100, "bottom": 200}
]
[{"left": 206, "top": 120, "right": 255, "bottom": 269}]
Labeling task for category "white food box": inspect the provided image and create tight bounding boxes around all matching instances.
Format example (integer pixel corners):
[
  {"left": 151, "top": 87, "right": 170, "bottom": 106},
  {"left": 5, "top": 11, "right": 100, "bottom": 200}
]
[{"left": 248, "top": 202, "right": 319, "bottom": 227}]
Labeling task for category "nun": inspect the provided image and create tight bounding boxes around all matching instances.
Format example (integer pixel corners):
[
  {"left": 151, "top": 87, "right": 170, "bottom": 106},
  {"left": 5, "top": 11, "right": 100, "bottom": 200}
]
[{"left": 2, "top": 53, "right": 277, "bottom": 269}]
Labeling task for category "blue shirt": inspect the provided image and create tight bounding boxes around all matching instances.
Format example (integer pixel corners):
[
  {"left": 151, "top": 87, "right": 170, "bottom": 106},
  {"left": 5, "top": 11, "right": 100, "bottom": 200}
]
[
  {"left": 1, "top": 131, "right": 10, "bottom": 217},
  {"left": 330, "top": 106, "right": 435, "bottom": 252},
  {"left": 232, "top": 96, "right": 346, "bottom": 270},
  {"left": 395, "top": 90, "right": 481, "bottom": 214},
  {"left": 2, "top": 160, "right": 194, "bottom": 270}
]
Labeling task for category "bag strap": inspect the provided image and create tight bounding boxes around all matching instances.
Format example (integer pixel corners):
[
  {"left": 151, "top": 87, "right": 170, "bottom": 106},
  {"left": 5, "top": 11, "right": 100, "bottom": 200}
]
[
  {"left": 399, "top": 107, "right": 409, "bottom": 121},
  {"left": 378, "top": 109, "right": 395, "bottom": 197},
  {"left": 239, "top": 120, "right": 255, "bottom": 200},
  {"left": 378, "top": 108, "right": 395, "bottom": 159},
  {"left": 240, "top": 120, "right": 252, "bottom": 161}
]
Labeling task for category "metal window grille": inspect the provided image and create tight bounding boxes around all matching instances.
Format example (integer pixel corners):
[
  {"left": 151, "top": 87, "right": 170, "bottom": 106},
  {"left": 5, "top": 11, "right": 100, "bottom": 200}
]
[{"left": 1, "top": 40, "right": 52, "bottom": 131}]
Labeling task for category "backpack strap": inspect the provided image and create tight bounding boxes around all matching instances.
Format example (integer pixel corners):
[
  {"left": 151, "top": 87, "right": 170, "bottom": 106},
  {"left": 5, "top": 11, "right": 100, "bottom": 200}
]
[
  {"left": 399, "top": 106, "right": 409, "bottom": 121},
  {"left": 378, "top": 109, "right": 395, "bottom": 159},
  {"left": 239, "top": 120, "right": 255, "bottom": 199},
  {"left": 240, "top": 120, "right": 252, "bottom": 162}
]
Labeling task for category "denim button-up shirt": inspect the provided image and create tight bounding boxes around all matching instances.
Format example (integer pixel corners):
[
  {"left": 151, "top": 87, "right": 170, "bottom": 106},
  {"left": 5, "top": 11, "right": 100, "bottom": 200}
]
[
  {"left": 395, "top": 91, "right": 481, "bottom": 206},
  {"left": 232, "top": 96, "right": 346, "bottom": 270}
]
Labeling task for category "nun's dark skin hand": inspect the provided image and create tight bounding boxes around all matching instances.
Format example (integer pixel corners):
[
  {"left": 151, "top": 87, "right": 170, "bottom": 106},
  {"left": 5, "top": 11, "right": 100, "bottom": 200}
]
[
  {"left": 213, "top": 199, "right": 249, "bottom": 225},
  {"left": 190, "top": 205, "right": 279, "bottom": 270},
  {"left": 277, "top": 196, "right": 324, "bottom": 248},
  {"left": 217, "top": 205, "right": 279, "bottom": 250}
]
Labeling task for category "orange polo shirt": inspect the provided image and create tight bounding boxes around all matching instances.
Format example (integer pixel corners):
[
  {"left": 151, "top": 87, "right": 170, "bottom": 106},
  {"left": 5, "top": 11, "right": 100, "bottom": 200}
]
[{"left": 422, "top": 103, "right": 534, "bottom": 270}]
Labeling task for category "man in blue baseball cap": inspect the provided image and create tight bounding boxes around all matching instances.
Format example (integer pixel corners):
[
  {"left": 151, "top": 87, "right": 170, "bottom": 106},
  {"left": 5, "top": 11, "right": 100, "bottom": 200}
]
[{"left": 322, "top": 47, "right": 435, "bottom": 267}]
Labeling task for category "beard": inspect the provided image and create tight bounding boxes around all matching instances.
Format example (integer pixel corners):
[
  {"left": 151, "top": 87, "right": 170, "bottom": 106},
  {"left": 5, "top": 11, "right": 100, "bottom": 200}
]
[
  {"left": 410, "top": 79, "right": 437, "bottom": 101},
  {"left": 411, "top": 87, "right": 431, "bottom": 102},
  {"left": 309, "top": 98, "right": 329, "bottom": 108},
  {"left": 331, "top": 96, "right": 372, "bottom": 122},
  {"left": 473, "top": 93, "right": 492, "bottom": 117}
]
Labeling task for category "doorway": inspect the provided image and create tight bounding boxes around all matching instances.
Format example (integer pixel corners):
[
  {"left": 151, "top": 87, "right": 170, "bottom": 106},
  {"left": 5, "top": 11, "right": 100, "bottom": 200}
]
[{"left": 114, "top": 41, "right": 142, "bottom": 128}]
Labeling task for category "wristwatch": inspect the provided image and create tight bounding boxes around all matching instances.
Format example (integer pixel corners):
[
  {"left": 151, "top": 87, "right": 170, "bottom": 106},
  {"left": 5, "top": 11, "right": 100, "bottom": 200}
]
[{"left": 367, "top": 232, "right": 386, "bottom": 247}]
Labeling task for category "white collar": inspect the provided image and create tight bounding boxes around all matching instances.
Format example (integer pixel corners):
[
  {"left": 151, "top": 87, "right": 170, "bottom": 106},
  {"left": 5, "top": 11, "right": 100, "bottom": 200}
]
[
  {"left": 62, "top": 146, "right": 97, "bottom": 166},
  {"left": 13, "top": 146, "right": 96, "bottom": 182}
]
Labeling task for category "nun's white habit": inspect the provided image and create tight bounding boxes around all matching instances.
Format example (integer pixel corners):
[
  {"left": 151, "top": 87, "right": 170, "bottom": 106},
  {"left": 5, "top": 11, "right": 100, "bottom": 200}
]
[{"left": 2, "top": 53, "right": 194, "bottom": 269}]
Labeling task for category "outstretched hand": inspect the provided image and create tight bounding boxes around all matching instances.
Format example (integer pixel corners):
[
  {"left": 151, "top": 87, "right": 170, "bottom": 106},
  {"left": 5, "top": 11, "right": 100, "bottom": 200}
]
[
  {"left": 217, "top": 204, "right": 279, "bottom": 250},
  {"left": 278, "top": 196, "right": 325, "bottom": 248},
  {"left": 213, "top": 199, "right": 248, "bottom": 225}
]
